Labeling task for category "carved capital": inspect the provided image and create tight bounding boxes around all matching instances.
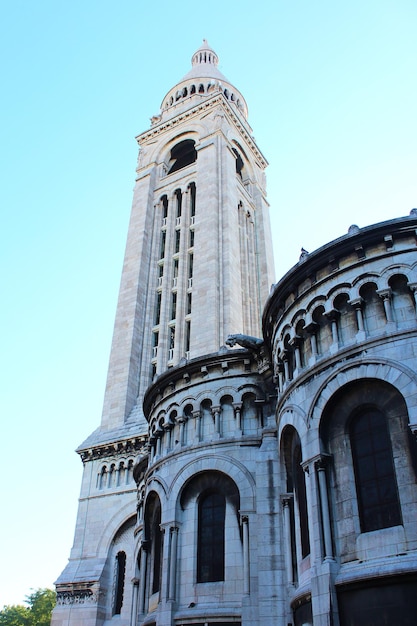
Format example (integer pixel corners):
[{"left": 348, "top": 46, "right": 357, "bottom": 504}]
[
  {"left": 304, "top": 321, "right": 319, "bottom": 335},
  {"left": 377, "top": 287, "right": 392, "bottom": 301},
  {"left": 325, "top": 308, "right": 340, "bottom": 322},
  {"left": 281, "top": 494, "right": 293, "bottom": 508},
  {"left": 314, "top": 455, "right": 331, "bottom": 471},
  {"left": 349, "top": 297, "right": 364, "bottom": 309},
  {"left": 408, "top": 423, "right": 417, "bottom": 440}
]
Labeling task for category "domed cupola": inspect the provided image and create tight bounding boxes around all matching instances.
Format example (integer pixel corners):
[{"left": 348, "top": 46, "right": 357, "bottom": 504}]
[
  {"left": 190, "top": 39, "right": 220, "bottom": 69},
  {"left": 160, "top": 40, "right": 248, "bottom": 119}
]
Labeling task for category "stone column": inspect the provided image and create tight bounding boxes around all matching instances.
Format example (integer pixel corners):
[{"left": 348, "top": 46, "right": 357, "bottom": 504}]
[
  {"left": 155, "top": 430, "right": 162, "bottom": 457},
  {"left": 136, "top": 492, "right": 143, "bottom": 528},
  {"left": 193, "top": 409, "right": 201, "bottom": 443},
  {"left": 130, "top": 578, "right": 139, "bottom": 626},
  {"left": 241, "top": 515, "right": 250, "bottom": 595},
  {"left": 183, "top": 185, "right": 190, "bottom": 220},
  {"left": 290, "top": 336, "right": 302, "bottom": 372},
  {"left": 233, "top": 403, "right": 242, "bottom": 434},
  {"left": 107, "top": 466, "right": 113, "bottom": 488},
  {"left": 282, "top": 496, "right": 294, "bottom": 585},
  {"left": 149, "top": 437, "right": 156, "bottom": 462},
  {"left": 212, "top": 406, "right": 221, "bottom": 436},
  {"left": 350, "top": 297, "right": 365, "bottom": 333},
  {"left": 377, "top": 288, "right": 394, "bottom": 323},
  {"left": 178, "top": 417, "right": 186, "bottom": 446},
  {"left": 283, "top": 352, "right": 290, "bottom": 382},
  {"left": 305, "top": 321, "right": 318, "bottom": 362},
  {"left": 276, "top": 360, "right": 284, "bottom": 393},
  {"left": 125, "top": 461, "right": 131, "bottom": 485},
  {"left": 164, "top": 422, "right": 172, "bottom": 453},
  {"left": 325, "top": 309, "right": 339, "bottom": 350},
  {"left": 315, "top": 457, "right": 333, "bottom": 560},
  {"left": 408, "top": 282, "right": 417, "bottom": 317},
  {"left": 168, "top": 526, "right": 179, "bottom": 600},
  {"left": 138, "top": 542, "right": 149, "bottom": 615}
]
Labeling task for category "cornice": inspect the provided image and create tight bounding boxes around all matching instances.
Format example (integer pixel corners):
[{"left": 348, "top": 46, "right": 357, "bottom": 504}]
[
  {"left": 136, "top": 93, "right": 268, "bottom": 169},
  {"left": 143, "top": 348, "right": 271, "bottom": 419},
  {"left": 276, "top": 327, "right": 417, "bottom": 414},
  {"left": 263, "top": 215, "right": 417, "bottom": 343},
  {"left": 78, "top": 435, "right": 148, "bottom": 463}
]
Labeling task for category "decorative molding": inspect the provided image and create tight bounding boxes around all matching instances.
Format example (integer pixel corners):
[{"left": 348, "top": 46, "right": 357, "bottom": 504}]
[
  {"left": 56, "top": 584, "right": 104, "bottom": 606},
  {"left": 78, "top": 436, "right": 148, "bottom": 463},
  {"left": 136, "top": 95, "right": 268, "bottom": 169}
]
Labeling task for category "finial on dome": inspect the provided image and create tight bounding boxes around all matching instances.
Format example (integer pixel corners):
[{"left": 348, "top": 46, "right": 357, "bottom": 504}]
[{"left": 191, "top": 39, "right": 219, "bottom": 68}]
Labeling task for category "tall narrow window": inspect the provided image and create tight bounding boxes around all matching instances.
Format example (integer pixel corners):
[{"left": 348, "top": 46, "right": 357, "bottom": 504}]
[
  {"left": 145, "top": 493, "right": 163, "bottom": 598},
  {"left": 187, "top": 292, "right": 192, "bottom": 315},
  {"left": 152, "top": 331, "right": 159, "bottom": 359},
  {"left": 185, "top": 320, "right": 191, "bottom": 353},
  {"left": 188, "top": 253, "right": 193, "bottom": 288},
  {"left": 350, "top": 408, "right": 401, "bottom": 532},
  {"left": 173, "top": 259, "right": 179, "bottom": 287},
  {"left": 155, "top": 293, "right": 162, "bottom": 325},
  {"left": 113, "top": 551, "right": 126, "bottom": 615},
  {"left": 160, "top": 231, "right": 166, "bottom": 260},
  {"left": 157, "top": 263, "right": 164, "bottom": 287},
  {"left": 189, "top": 182, "right": 196, "bottom": 218},
  {"left": 189, "top": 229, "right": 194, "bottom": 248},
  {"left": 169, "top": 326, "right": 175, "bottom": 361},
  {"left": 171, "top": 292, "right": 177, "bottom": 320},
  {"left": 197, "top": 491, "right": 225, "bottom": 582},
  {"left": 175, "top": 230, "right": 180, "bottom": 254},
  {"left": 175, "top": 189, "right": 182, "bottom": 218},
  {"left": 161, "top": 195, "right": 168, "bottom": 219}
]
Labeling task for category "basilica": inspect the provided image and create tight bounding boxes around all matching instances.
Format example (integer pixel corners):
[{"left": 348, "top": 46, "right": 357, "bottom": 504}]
[{"left": 52, "top": 41, "right": 417, "bottom": 626}]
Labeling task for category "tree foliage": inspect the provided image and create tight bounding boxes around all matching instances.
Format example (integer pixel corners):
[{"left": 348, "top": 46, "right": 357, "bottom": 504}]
[{"left": 0, "top": 589, "right": 56, "bottom": 626}]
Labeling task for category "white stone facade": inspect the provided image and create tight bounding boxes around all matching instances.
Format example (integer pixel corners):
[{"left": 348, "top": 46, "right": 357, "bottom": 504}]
[
  {"left": 52, "top": 40, "right": 417, "bottom": 626},
  {"left": 263, "top": 215, "right": 417, "bottom": 625}
]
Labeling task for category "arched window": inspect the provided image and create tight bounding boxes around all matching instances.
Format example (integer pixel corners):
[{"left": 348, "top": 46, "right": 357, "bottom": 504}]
[
  {"left": 334, "top": 292, "right": 356, "bottom": 345},
  {"left": 232, "top": 147, "right": 244, "bottom": 178},
  {"left": 168, "top": 139, "right": 197, "bottom": 174},
  {"left": 144, "top": 492, "right": 163, "bottom": 596},
  {"left": 113, "top": 551, "right": 126, "bottom": 615},
  {"left": 282, "top": 426, "right": 311, "bottom": 583},
  {"left": 350, "top": 407, "right": 401, "bottom": 532},
  {"left": 175, "top": 188, "right": 182, "bottom": 218},
  {"left": 312, "top": 305, "right": 332, "bottom": 355},
  {"left": 197, "top": 490, "right": 225, "bottom": 582},
  {"left": 161, "top": 194, "right": 168, "bottom": 219},
  {"left": 189, "top": 181, "right": 196, "bottom": 218},
  {"left": 360, "top": 282, "right": 386, "bottom": 333},
  {"left": 180, "top": 472, "right": 240, "bottom": 588},
  {"left": 241, "top": 392, "right": 259, "bottom": 434},
  {"left": 389, "top": 274, "right": 415, "bottom": 325},
  {"left": 283, "top": 333, "right": 294, "bottom": 380}
]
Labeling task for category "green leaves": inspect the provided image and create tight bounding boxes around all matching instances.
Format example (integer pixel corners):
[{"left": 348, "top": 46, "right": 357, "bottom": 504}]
[{"left": 0, "top": 589, "right": 56, "bottom": 626}]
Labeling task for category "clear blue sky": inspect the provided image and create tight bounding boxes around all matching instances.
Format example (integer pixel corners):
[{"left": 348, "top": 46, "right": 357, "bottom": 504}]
[{"left": 1, "top": 0, "right": 416, "bottom": 608}]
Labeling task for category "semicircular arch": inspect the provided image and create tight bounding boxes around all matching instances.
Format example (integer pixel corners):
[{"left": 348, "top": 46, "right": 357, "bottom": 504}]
[
  {"left": 168, "top": 453, "right": 256, "bottom": 514},
  {"left": 307, "top": 357, "right": 417, "bottom": 431}
]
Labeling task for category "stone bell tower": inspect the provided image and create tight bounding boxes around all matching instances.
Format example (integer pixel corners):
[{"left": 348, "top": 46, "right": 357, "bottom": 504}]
[
  {"left": 52, "top": 41, "right": 274, "bottom": 625},
  {"left": 101, "top": 39, "right": 274, "bottom": 433}
]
